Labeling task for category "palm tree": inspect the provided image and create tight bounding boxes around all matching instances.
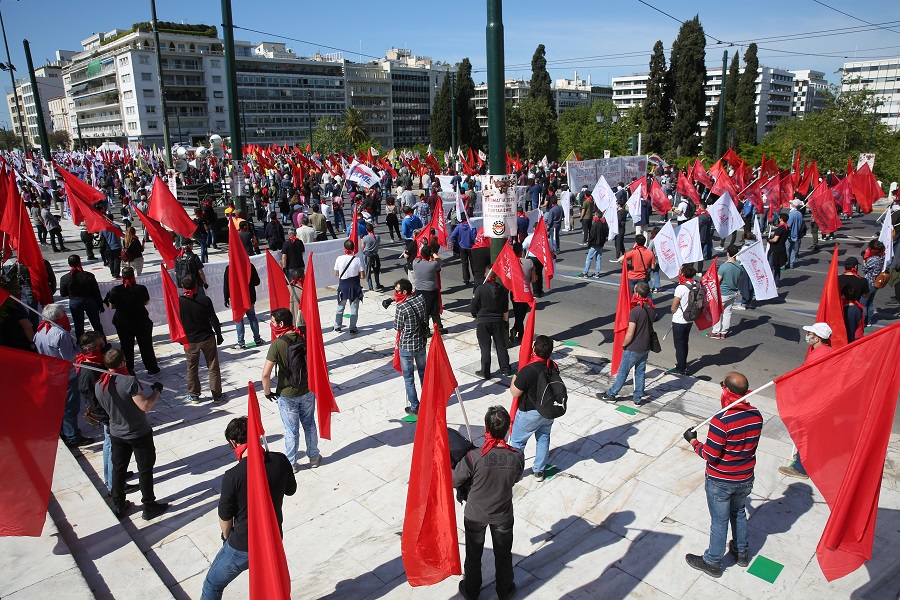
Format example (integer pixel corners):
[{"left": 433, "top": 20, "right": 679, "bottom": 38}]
[{"left": 343, "top": 108, "right": 369, "bottom": 147}]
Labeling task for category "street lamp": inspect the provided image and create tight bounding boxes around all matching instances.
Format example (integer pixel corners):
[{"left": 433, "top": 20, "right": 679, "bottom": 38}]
[
  {"left": 596, "top": 111, "right": 619, "bottom": 155},
  {"left": 255, "top": 127, "right": 265, "bottom": 139}
]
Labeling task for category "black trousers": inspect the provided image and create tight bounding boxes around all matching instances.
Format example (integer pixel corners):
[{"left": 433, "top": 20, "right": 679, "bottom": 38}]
[
  {"left": 672, "top": 321, "right": 693, "bottom": 372},
  {"left": 111, "top": 431, "right": 156, "bottom": 511},
  {"left": 106, "top": 249, "right": 121, "bottom": 278},
  {"left": 615, "top": 232, "right": 626, "bottom": 258},
  {"left": 386, "top": 213, "right": 401, "bottom": 240},
  {"left": 529, "top": 257, "right": 544, "bottom": 296},
  {"left": 476, "top": 320, "right": 510, "bottom": 374},
  {"left": 511, "top": 301, "right": 528, "bottom": 339},
  {"left": 81, "top": 230, "right": 96, "bottom": 260},
  {"left": 420, "top": 289, "right": 443, "bottom": 328},
  {"left": 463, "top": 517, "right": 515, "bottom": 599},
  {"left": 118, "top": 320, "right": 159, "bottom": 374},
  {"left": 581, "top": 220, "right": 591, "bottom": 243},
  {"left": 460, "top": 248, "right": 473, "bottom": 284}
]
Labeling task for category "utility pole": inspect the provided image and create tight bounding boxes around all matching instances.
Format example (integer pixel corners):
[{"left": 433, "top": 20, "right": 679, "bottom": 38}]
[
  {"left": 23, "top": 39, "right": 57, "bottom": 198},
  {"left": 0, "top": 7, "right": 27, "bottom": 152},
  {"left": 486, "top": 0, "right": 506, "bottom": 263},
  {"left": 150, "top": 0, "right": 173, "bottom": 168},
  {"left": 715, "top": 50, "right": 727, "bottom": 160},
  {"left": 307, "top": 90, "right": 313, "bottom": 153},
  {"left": 450, "top": 72, "right": 456, "bottom": 157},
  {"left": 221, "top": 0, "right": 244, "bottom": 210}
]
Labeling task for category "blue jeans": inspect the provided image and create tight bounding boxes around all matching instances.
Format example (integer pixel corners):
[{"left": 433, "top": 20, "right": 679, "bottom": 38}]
[
  {"left": 277, "top": 391, "right": 319, "bottom": 466},
  {"left": 399, "top": 347, "right": 427, "bottom": 410},
  {"left": 786, "top": 238, "right": 799, "bottom": 268},
  {"left": 864, "top": 289, "right": 877, "bottom": 325},
  {"left": 792, "top": 453, "right": 807, "bottom": 475},
  {"left": 334, "top": 299, "right": 359, "bottom": 330},
  {"left": 509, "top": 409, "right": 553, "bottom": 473},
  {"left": 201, "top": 539, "right": 249, "bottom": 600},
  {"left": 68, "top": 296, "right": 104, "bottom": 340},
  {"left": 607, "top": 349, "right": 650, "bottom": 403},
  {"left": 583, "top": 247, "right": 603, "bottom": 275},
  {"left": 103, "top": 425, "right": 113, "bottom": 491},
  {"left": 235, "top": 306, "right": 261, "bottom": 345},
  {"left": 197, "top": 232, "right": 209, "bottom": 263},
  {"left": 60, "top": 376, "right": 82, "bottom": 443},
  {"left": 703, "top": 476, "right": 754, "bottom": 565},
  {"left": 649, "top": 268, "right": 660, "bottom": 290},
  {"left": 334, "top": 208, "right": 346, "bottom": 231}
]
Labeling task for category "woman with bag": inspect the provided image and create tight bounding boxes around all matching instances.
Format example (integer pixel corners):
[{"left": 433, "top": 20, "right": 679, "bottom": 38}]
[
  {"left": 121, "top": 226, "right": 145, "bottom": 275},
  {"left": 861, "top": 240, "right": 886, "bottom": 327}
]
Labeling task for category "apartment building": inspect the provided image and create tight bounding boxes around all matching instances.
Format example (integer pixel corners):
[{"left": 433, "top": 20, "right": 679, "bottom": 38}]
[
  {"left": 841, "top": 58, "right": 900, "bottom": 130},
  {"left": 5, "top": 51, "right": 75, "bottom": 146},
  {"left": 791, "top": 70, "right": 829, "bottom": 117}
]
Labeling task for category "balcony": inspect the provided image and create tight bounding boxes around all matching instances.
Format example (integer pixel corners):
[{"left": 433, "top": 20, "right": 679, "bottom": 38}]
[
  {"left": 77, "top": 113, "right": 122, "bottom": 125},
  {"left": 163, "top": 90, "right": 208, "bottom": 103},
  {"left": 74, "top": 95, "right": 120, "bottom": 112},
  {"left": 69, "top": 63, "right": 116, "bottom": 85},
  {"left": 71, "top": 82, "right": 119, "bottom": 101}
]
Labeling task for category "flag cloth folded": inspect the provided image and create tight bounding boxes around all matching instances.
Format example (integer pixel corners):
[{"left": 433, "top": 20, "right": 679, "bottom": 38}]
[
  {"left": 878, "top": 211, "right": 894, "bottom": 270},
  {"left": 266, "top": 249, "right": 291, "bottom": 340},
  {"left": 694, "top": 259, "right": 722, "bottom": 331},
  {"left": 132, "top": 205, "right": 179, "bottom": 269},
  {"left": 160, "top": 265, "right": 187, "bottom": 345},
  {"left": 851, "top": 163, "right": 883, "bottom": 214},
  {"left": 55, "top": 165, "right": 122, "bottom": 237},
  {"left": 245, "top": 383, "right": 292, "bottom": 599},
  {"left": 300, "top": 256, "right": 339, "bottom": 440},
  {"left": 227, "top": 219, "right": 253, "bottom": 323},
  {"left": 611, "top": 262, "right": 630, "bottom": 375},
  {"left": 2, "top": 170, "right": 51, "bottom": 305},
  {"left": 492, "top": 243, "right": 533, "bottom": 304},
  {"left": 775, "top": 322, "right": 900, "bottom": 581},
  {"left": 809, "top": 182, "right": 842, "bottom": 235},
  {"left": 0, "top": 346, "right": 71, "bottom": 536},
  {"left": 814, "top": 245, "right": 848, "bottom": 350},
  {"left": 402, "top": 326, "right": 461, "bottom": 586},
  {"left": 349, "top": 203, "right": 359, "bottom": 253},
  {"left": 149, "top": 177, "right": 197, "bottom": 239},
  {"left": 529, "top": 216, "right": 554, "bottom": 290}
]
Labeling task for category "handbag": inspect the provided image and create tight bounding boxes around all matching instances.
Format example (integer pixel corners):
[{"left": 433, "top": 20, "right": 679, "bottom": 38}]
[
  {"left": 83, "top": 406, "right": 102, "bottom": 428},
  {"left": 644, "top": 306, "right": 662, "bottom": 353},
  {"left": 120, "top": 247, "right": 133, "bottom": 262},
  {"left": 873, "top": 271, "right": 891, "bottom": 289}
]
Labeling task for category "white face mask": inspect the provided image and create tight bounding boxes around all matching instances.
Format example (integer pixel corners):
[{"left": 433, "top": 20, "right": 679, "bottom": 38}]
[{"left": 805, "top": 334, "right": 814, "bottom": 345}]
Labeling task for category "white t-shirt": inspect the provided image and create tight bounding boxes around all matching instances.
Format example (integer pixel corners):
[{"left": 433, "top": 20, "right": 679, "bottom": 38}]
[
  {"left": 676, "top": 200, "right": 689, "bottom": 222},
  {"left": 334, "top": 254, "right": 363, "bottom": 279},
  {"left": 672, "top": 282, "right": 693, "bottom": 324}
]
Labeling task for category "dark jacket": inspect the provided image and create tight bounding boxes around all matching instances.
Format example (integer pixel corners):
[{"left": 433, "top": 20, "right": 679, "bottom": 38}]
[
  {"left": 453, "top": 446, "right": 524, "bottom": 524},
  {"left": 60, "top": 269, "right": 103, "bottom": 305},
  {"left": 588, "top": 218, "right": 610, "bottom": 249},
  {"left": 470, "top": 280, "right": 508, "bottom": 322},
  {"left": 224, "top": 264, "right": 261, "bottom": 305},
  {"left": 179, "top": 293, "right": 222, "bottom": 343}
]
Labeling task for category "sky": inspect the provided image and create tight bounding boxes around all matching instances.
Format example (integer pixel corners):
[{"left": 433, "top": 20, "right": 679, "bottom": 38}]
[{"left": 1, "top": 0, "right": 899, "bottom": 109}]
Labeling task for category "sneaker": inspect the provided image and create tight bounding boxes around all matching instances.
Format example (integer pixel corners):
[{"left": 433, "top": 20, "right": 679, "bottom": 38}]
[
  {"left": 404, "top": 406, "right": 419, "bottom": 415},
  {"left": 501, "top": 368, "right": 513, "bottom": 377},
  {"left": 124, "top": 483, "right": 140, "bottom": 495},
  {"left": 349, "top": 329, "right": 358, "bottom": 334},
  {"left": 142, "top": 501, "right": 169, "bottom": 521},
  {"left": 309, "top": 455, "right": 321, "bottom": 468},
  {"left": 593, "top": 273, "right": 602, "bottom": 278},
  {"left": 114, "top": 500, "right": 133, "bottom": 520},
  {"left": 499, "top": 582, "right": 517, "bottom": 600},
  {"left": 533, "top": 470, "right": 546, "bottom": 482},
  {"left": 186, "top": 395, "right": 201, "bottom": 405},
  {"left": 232, "top": 343, "right": 247, "bottom": 350},
  {"left": 733, "top": 304, "right": 747, "bottom": 311},
  {"left": 66, "top": 436, "right": 97, "bottom": 448},
  {"left": 292, "top": 463, "right": 301, "bottom": 474},
  {"left": 685, "top": 553, "right": 722, "bottom": 578},
  {"left": 458, "top": 581, "right": 478, "bottom": 600},
  {"left": 729, "top": 540, "right": 750, "bottom": 567},
  {"left": 609, "top": 258, "right": 620, "bottom": 263},
  {"left": 576, "top": 272, "right": 588, "bottom": 278},
  {"left": 778, "top": 465, "right": 809, "bottom": 479},
  {"left": 475, "top": 369, "right": 490, "bottom": 379},
  {"left": 333, "top": 326, "right": 343, "bottom": 333},
  {"left": 598, "top": 392, "right": 618, "bottom": 403},
  {"left": 253, "top": 339, "right": 266, "bottom": 346},
  {"left": 665, "top": 367, "right": 681, "bottom": 375},
  {"left": 212, "top": 393, "right": 227, "bottom": 406},
  {"left": 147, "top": 369, "right": 161, "bottom": 377},
  {"left": 438, "top": 328, "right": 449, "bottom": 335}
]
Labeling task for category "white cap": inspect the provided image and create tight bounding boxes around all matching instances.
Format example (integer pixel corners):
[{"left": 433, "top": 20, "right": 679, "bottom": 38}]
[{"left": 802, "top": 322, "right": 832, "bottom": 339}]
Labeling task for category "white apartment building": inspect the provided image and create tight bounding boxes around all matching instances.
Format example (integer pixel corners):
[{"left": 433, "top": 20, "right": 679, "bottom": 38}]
[
  {"left": 6, "top": 51, "right": 75, "bottom": 147},
  {"left": 791, "top": 70, "right": 828, "bottom": 116},
  {"left": 841, "top": 58, "right": 900, "bottom": 130},
  {"left": 473, "top": 78, "right": 530, "bottom": 132}
]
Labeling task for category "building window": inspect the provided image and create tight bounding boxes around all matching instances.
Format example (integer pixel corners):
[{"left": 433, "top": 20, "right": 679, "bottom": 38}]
[
  {"left": 211, "top": 59, "right": 221, "bottom": 68},
  {"left": 146, "top": 105, "right": 156, "bottom": 113},
  {"left": 141, "top": 72, "right": 152, "bottom": 81},
  {"left": 216, "top": 120, "right": 225, "bottom": 129},
  {"left": 143, "top": 89, "right": 154, "bottom": 98},
  {"left": 123, "top": 90, "right": 134, "bottom": 100},
  {"left": 121, "top": 74, "right": 131, "bottom": 83},
  {"left": 213, "top": 91, "right": 223, "bottom": 98},
  {"left": 125, "top": 106, "right": 135, "bottom": 115},
  {"left": 212, "top": 75, "right": 222, "bottom": 83},
  {"left": 119, "top": 57, "right": 129, "bottom": 66},
  {"left": 147, "top": 121, "right": 158, "bottom": 129},
  {"left": 127, "top": 121, "right": 137, "bottom": 130},
  {"left": 139, "top": 55, "right": 150, "bottom": 65},
  {"left": 215, "top": 105, "right": 224, "bottom": 113}
]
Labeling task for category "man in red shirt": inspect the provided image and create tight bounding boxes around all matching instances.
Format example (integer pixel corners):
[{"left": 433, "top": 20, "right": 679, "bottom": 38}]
[{"left": 617, "top": 234, "right": 656, "bottom": 295}]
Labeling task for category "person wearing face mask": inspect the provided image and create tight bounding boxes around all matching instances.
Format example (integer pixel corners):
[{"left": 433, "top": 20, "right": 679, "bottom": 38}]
[
  {"left": 778, "top": 322, "right": 833, "bottom": 480},
  {"left": 683, "top": 371, "right": 762, "bottom": 578},
  {"left": 200, "top": 416, "right": 297, "bottom": 600}
]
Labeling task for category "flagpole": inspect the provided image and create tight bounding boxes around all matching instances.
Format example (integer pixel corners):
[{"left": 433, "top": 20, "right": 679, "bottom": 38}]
[
  {"left": 690, "top": 380, "right": 775, "bottom": 431},
  {"left": 454, "top": 387, "right": 474, "bottom": 444}
]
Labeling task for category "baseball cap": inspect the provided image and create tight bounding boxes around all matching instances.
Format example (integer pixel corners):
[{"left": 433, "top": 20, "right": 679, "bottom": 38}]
[{"left": 802, "top": 322, "right": 832, "bottom": 339}]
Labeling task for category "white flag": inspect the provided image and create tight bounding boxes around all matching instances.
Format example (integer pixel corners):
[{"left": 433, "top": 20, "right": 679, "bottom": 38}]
[
  {"left": 738, "top": 241, "right": 778, "bottom": 301},
  {"left": 427, "top": 143, "right": 433, "bottom": 156},
  {"left": 654, "top": 221, "right": 682, "bottom": 278},
  {"left": 879, "top": 208, "right": 895, "bottom": 270},
  {"left": 541, "top": 155, "right": 549, "bottom": 168},
  {"left": 346, "top": 160, "right": 380, "bottom": 189},
  {"left": 676, "top": 218, "right": 704, "bottom": 264},
  {"left": 560, "top": 190, "right": 572, "bottom": 231},
  {"left": 455, "top": 185, "right": 467, "bottom": 221},
  {"left": 626, "top": 185, "right": 643, "bottom": 224},
  {"left": 592, "top": 175, "right": 620, "bottom": 238},
  {"left": 710, "top": 191, "right": 744, "bottom": 239}
]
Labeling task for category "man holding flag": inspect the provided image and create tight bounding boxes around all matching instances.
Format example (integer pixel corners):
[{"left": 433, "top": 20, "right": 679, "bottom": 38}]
[{"left": 600, "top": 282, "right": 656, "bottom": 406}]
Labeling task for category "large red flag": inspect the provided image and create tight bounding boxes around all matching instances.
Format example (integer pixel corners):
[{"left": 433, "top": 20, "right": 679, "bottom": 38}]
[
  {"left": 779, "top": 170, "right": 795, "bottom": 209},
  {"left": 511, "top": 300, "right": 537, "bottom": 425},
  {"left": 722, "top": 148, "right": 745, "bottom": 171},
  {"left": 245, "top": 383, "right": 292, "bottom": 599},
  {"left": 300, "top": 256, "right": 339, "bottom": 440},
  {"left": 690, "top": 158, "right": 712, "bottom": 189},
  {"left": 675, "top": 174, "right": 700, "bottom": 204},
  {"left": 808, "top": 182, "right": 842, "bottom": 235},
  {"left": 710, "top": 164, "right": 740, "bottom": 200},
  {"left": 266, "top": 250, "right": 290, "bottom": 341},
  {"left": 529, "top": 216, "right": 554, "bottom": 290},
  {"left": 227, "top": 219, "right": 253, "bottom": 323},
  {"left": 798, "top": 160, "right": 819, "bottom": 196},
  {"left": 0, "top": 346, "right": 71, "bottom": 536},
  {"left": 743, "top": 178, "right": 764, "bottom": 214},
  {"left": 3, "top": 172, "right": 51, "bottom": 305},
  {"left": 851, "top": 163, "right": 882, "bottom": 214},
  {"left": 160, "top": 265, "right": 187, "bottom": 345},
  {"left": 831, "top": 173, "right": 854, "bottom": 215},
  {"left": 55, "top": 166, "right": 122, "bottom": 238},
  {"left": 649, "top": 178, "right": 672, "bottom": 216},
  {"left": 813, "top": 245, "right": 848, "bottom": 350},
  {"left": 761, "top": 174, "right": 782, "bottom": 218},
  {"left": 401, "top": 326, "right": 462, "bottom": 586},
  {"left": 431, "top": 195, "right": 449, "bottom": 249},
  {"left": 149, "top": 177, "right": 197, "bottom": 239},
  {"left": 792, "top": 148, "right": 802, "bottom": 188},
  {"left": 774, "top": 322, "right": 900, "bottom": 581},
  {"left": 132, "top": 205, "right": 178, "bottom": 269},
  {"left": 348, "top": 203, "right": 359, "bottom": 253},
  {"left": 694, "top": 259, "right": 722, "bottom": 331},
  {"left": 610, "top": 262, "right": 630, "bottom": 375},
  {"left": 492, "top": 243, "right": 533, "bottom": 304}
]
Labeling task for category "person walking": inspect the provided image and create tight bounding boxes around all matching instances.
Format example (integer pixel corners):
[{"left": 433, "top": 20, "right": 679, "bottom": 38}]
[
  {"left": 709, "top": 245, "right": 744, "bottom": 340},
  {"left": 412, "top": 244, "right": 447, "bottom": 334},
  {"left": 449, "top": 215, "right": 477, "bottom": 286},
  {"left": 99, "top": 226, "right": 124, "bottom": 279},
  {"left": 509, "top": 335, "right": 558, "bottom": 481},
  {"left": 333, "top": 239, "right": 364, "bottom": 334},
  {"left": 683, "top": 371, "right": 762, "bottom": 577},
  {"left": 470, "top": 268, "right": 511, "bottom": 378},
  {"left": 384, "top": 197, "right": 402, "bottom": 242},
  {"left": 179, "top": 275, "right": 224, "bottom": 405},
  {"left": 60, "top": 254, "right": 105, "bottom": 340},
  {"left": 618, "top": 234, "right": 655, "bottom": 294},
  {"left": 861, "top": 240, "right": 885, "bottom": 327},
  {"left": 361, "top": 222, "right": 383, "bottom": 292},
  {"left": 41, "top": 202, "right": 69, "bottom": 252},
  {"left": 175, "top": 239, "right": 209, "bottom": 297},
  {"left": 578, "top": 192, "right": 594, "bottom": 245},
  {"left": 391, "top": 278, "right": 428, "bottom": 415},
  {"left": 786, "top": 200, "right": 804, "bottom": 269},
  {"left": 121, "top": 226, "right": 145, "bottom": 275},
  {"left": 105, "top": 266, "right": 160, "bottom": 376},
  {"left": 669, "top": 264, "right": 698, "bottom": 376},
  {"left": 578, "top": 212, "right": 609, "bottom": 278},
  {"left": 599, "top": 282, "right": 656, "bottom": 405}
]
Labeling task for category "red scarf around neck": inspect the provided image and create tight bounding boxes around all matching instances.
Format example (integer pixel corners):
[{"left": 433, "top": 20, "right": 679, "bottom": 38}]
[
  {"left": 394, "top": 292, "right": 410, "bottom": 305},
  {"left": 98, "top": 366, "right": 131, "bottom": 391},
  {"left": 290, "top": 278, "right": 303, "bottom": 288},
  {"left": 843, "top": 268, "right": 860, "bottom": 277},
  {"left": 272, "top": 323, "right": 301, "bottom": 339},
  {"left": 183, "top": 288, "right": 198, "bottom": 299},
  {"left": 75, "top": 348, "right": 105, "bottom": 369},
  {"left": 482, "top": 431, "right": 515, "bottom": 456},
  {"left": 343, "top": 248, "right": 354, "bottom": 256},
  {"left": 720, "top": 386, "right": 754, "bottom": 410},
  {"left": 38, "top": 315, "right": 71, "bottom": 333},
  {"left": 70, "top": 266, "right": 85, "bottom": 275},
  {"left": 123, "top": 277, "right": 137, "bottom": 288},
  {"left": 678, "top": 274, "right": 695, "bottom": 286},
  {"left": 232, "top": 443, "right": 249, "bottom": 462},
  {"left": 631, "top": 294, "right": 656, "bottom": 309}
]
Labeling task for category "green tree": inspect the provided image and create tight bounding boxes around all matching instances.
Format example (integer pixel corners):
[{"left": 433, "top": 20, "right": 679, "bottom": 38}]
[
  {"left": 529, "top": 44, "right": 556, "bottom": 119},
  {"left": 455, "top": 58, "right": 483, "bottom": 150},
  {"left": 643, "top": 40, "right": 671, "bottom": 153},
  {"left": 703, "top": 52, "right": 740, "bottom": 158},
  {"left": 48, "top": 130, "right": 71, "bottom": 149},
  {"left": 519, "top": 97, "right": 558, "bottom": 161},
  {"left": 668, "top": 16, "right": 707, "bottom": 158},
  {"left": 429, "top": 75, "right": 452, "bottom": 151},
  {"left": 312, "top": 116, "right": 349, "bottom": 154},
  {"left": 734, "top": 43, "right": 759, "bottom": 149},
  {"left": 342, "top": 108, "right": 370, "bottom": 147},
  {"left": 506, "top": 101, "right": 525, "bottom": 157},
  {"left": 558, "top": 103, "right": 603, "bottom": 160},
  {"left": 702, "top": 101, "right": 721, "bottom": 157}
]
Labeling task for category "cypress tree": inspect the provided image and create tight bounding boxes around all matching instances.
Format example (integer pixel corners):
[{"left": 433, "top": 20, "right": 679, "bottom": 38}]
[
  {"left": 668, "top": 16, "right": 707, "bottom": 157},
  {"left": 454, "top": 58, "right": 483, "bottom": 150},
  {"left": 644, "top": 40, "right": 671, "bottom": 154},
  {"left": 530, "top": 44, "right": 556, "bottom": 118},
  {"left": 734, "top": 43, "right": 760, "bottom": 148},
  {"left": 429, "top": 74, "right": 452, "bottom": 151}
]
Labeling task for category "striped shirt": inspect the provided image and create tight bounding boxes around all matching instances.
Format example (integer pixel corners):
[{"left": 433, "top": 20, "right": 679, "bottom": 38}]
[{"left": 691, "top": 403, "right": 763, "bottom": 482}]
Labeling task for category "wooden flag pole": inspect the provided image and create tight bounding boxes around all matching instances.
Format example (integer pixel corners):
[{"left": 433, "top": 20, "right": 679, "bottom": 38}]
[{"left": 454, "top": 387, "right": 474, "bottom": 445}]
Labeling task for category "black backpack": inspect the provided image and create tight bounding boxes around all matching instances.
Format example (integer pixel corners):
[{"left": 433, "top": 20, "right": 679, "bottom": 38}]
[
  {"left": 535, "top": 361, "right": 568, "bottom": 419},
  {"left": 683, "top": 281, "right": 705, "bottom": 322},
  {"left": 174, "top": 254, "right": 194, "bottom": 287},
  {"left": 683, "top": 199, "right": 697, "bottom": 219},
  {"left": 280, "top": 332, "right": 308, "bottom": 389}
]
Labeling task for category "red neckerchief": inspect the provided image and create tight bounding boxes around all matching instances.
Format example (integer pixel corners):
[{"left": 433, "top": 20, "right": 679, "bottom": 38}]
[
  {"left": 288, "top": 235, "right": 298, "bottom": 243},
  {"left": 98, "top": 366, "right": 130, "bottom": 391},
  {"left": 290, "top": 278, "right": 303, "bottom": 288},
  {"left": 863, "top": 249, "right": 875, "bottom": 261},
  {"left": 631, "top": 294, "right": 656, "bottom": 309},
  {"left": 394, "top": 292, "right": 410, "bottom": 304},
  {"left": 696, "top": 208, "right": 709, "bottom": 216},
  {"left": 75, "top": 349, "right": 105, "bottom": 372},
  {"left": 232, "top": 443, "right": 248, "bottom": 462},
  {"left": 843, "top": 268, "right": 860, "bottom": 277},
  {"left": 70, "top": 266, "right": 85, "bottom": 275},
  {"left": 176, "top": 248, "right": 186, "bottom": 259},
  {"left": 482, "top": 431, "right": 515, "bottom": 456},
  {"left": 343, "top": 248, "right": 354, "bottom": 256},
  {"left": 38, "top": 315, "right": 71, "bottom": 333},
  {"left": 183, "top": 289, "right": 197, "bottom": 299},
  {"left": 272, "top": 323, "right": 301, "bottom": 338},
  {"left": 678, "top": 274, "right": 694, "bottom": 286},
  {"left": 720, "top": 387, "right": 754, "bottom": 409},
  {"left": 123, "top": 276, "right": 137, "bottom": 288}
]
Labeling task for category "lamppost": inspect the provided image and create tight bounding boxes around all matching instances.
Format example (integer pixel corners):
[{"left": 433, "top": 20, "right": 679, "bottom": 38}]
[
  {"left": 306, "top": 89, "right": 313, "bottom": 153},
  {"left": 255, "top": 126, "right": 265, "bottom": 141},
  {"left": 596, "top": 110, "right": 619, "bottom": 154},
  {"left": 73, "top": 114, "right": 83, "bottom": 150}
]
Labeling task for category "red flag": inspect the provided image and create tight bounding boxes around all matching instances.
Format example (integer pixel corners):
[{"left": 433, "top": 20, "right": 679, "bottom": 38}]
[
  {"left": 693, "top": 259, "right": 722, "bottom": 331},
  {"left": 779, "top": 170, "right": 795, "bottom": 208},
  {"left": 300, "top": 256, "right": 339, "bottom": 440},
  {"left": 529, "top": 216, "right": 554, "bottom": 290},
  {"left": 851, "top": 163, "right": 882, "bottom": 214},
  {"left": 472, "top": 227, "right": 490, "bottom": 249},
  {"left": 160, "top": 265, "right": 187, "bottom": 345},
  {"left": 266, "top": 250, "right": 290, "bottom": 340},
  {"left": 774, "top": 323, "right": 900, "bottom": 581},
  {"left": 732, "top": 162, "right": 750, "bottom": 193},
  {"left": 1, "top": 172, "right": 50, "bottom": 305},
  {"left": 431, "top": 194, "right": 449, "bottom": 249},
  {"left": 675, "top": 173, "right": 700, "bottom": 204},
  {"left": 813, "top": 245, "right": 848, "bottom": 350},
  {"left": 54, "top": 164, "right": 106, "bottom": 229},
  {"left": 808, "top": 182, "right": 842, "bottom": 235},
  {"left": 348, "top": 204, "right": 359, "bottom": 253},
  {"left": 649, "top": 178, "right": 672, "bottom": 216},
  {"left": 743, "top": 178, "right": 764, "bottom": 214},
  {"left": 401, "top": 326, "right": 462, "bottom": 586},
  {"left": 761, "top": 155, "right": 779, "bottom": 180},
  {"left": 610, "top": 262, "right": 630, "bottom": 375},
  {"left": 831, "top": 173, "right": 854, "bottom": 215},
  {"left": 710, "top": 165, "right": 739, "bottom": 199},
  {"left": 722, "top": 148, "right": 745, "bottom": 172},
  {"left": 149, "top": 177, "right": 197, "bottom": 239},
  {"left": 132, "top": 205, "right": 178, "bottom": 269},
  {"left": 798, "top": 160, "right": 819, "bottom": 196},
  {"left": 628, "top": 177, "right": 645, "bottom": 198},
  {"left": 0, "top": 346, "right": 71, "bottom": 536},
  {"left": 761, "top": 174, "right": 781, "bottom": 216},
  {"left": 492, "top": 243, "right": 534, "bottom": 304},
  {"left": 226, "top": 219, "right": 253, "bottom": 323},
  {"left": 792, "top": 148, "right": 802, "bottom": 188},
  {"left": 245, "top": 383, "right": 292, "bottom": 599},
  {"left": 690, "top": 159, "right": 712, "bottom": 189},
  {"left": 0, "top": 285, "right": 9, "bottom": 306}
]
